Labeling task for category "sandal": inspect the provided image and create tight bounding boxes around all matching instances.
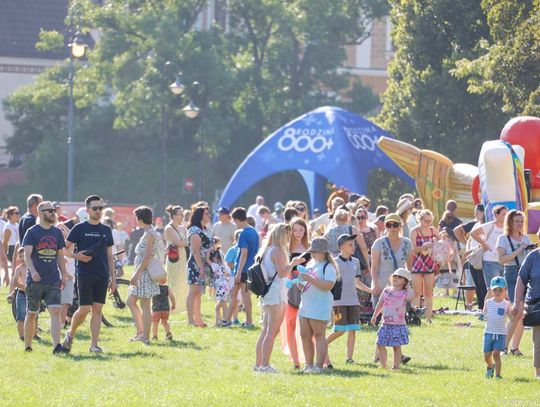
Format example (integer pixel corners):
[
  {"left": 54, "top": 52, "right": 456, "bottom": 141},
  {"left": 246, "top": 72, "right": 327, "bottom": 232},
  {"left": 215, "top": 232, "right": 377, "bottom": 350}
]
[
  {"left": 129, "top": 335, "right": 143, "bottom": 343},
  {"left": 194, "top": 322, "right": 208, "bottom": 328},
  {"left": 510, "top": 348, "right": 524, "bottom": 356},
  {"left": 165, "top": 332, "right": 173, "bottom": 340}
]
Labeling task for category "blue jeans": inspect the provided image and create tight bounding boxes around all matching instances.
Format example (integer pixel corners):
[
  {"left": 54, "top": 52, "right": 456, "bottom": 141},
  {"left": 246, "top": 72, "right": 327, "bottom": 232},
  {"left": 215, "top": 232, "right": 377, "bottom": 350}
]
[
  {"left": 504, "top": 265, "right": 519, "bottom": 303},
  {"left": 483, "top": 261, "right": 503, "bottom": 289}
]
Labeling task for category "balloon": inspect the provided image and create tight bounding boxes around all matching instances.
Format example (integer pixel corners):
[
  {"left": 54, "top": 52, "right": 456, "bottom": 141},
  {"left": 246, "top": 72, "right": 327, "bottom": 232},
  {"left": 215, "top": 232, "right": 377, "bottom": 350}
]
[{"left": 500, "top": 116, "right": 540, "bottom": 188}]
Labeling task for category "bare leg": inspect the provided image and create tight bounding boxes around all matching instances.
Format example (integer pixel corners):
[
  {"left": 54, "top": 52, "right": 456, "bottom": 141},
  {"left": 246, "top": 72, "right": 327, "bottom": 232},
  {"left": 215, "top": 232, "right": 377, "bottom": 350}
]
[
  {"left": 127, "top": 295, "right": 143, "bottom": 336},
  {"left": 140, "top": 298, "right": 152, "bottom": 340},
  {"left": 412, "top": 274, "right": 423, "bottom": 309},
  {"left": 261, "top": 304, "right": 286, "bottom": 366},
  {"left": 255, "top": 308, "right": 269, "bottom": 367},
  {"left": 225, "top": 284, "right": 240, "bottom": 322},
  {"left": 484, "top": 351, "right": 493, "bottom": 369},
  {"left": 193, "top": 290, "right": 204, "bottom": 324},
  {"left": 392, "top": 346, "right": 402, "bottom": 369},
  {"left": 68, "top": 305, "right": 91, "bottom": 338},
  {"left": 347, "top": 331, "right": 356, "bottom": 360},
  {"left": 506, "top": 316, "right": 524, "bottom": 351},
  {"left": 60, "top": 304, "right": 70, "bottom": 326},
  {"left": 377, "top": 345, "right": 387, "bottom": 368},
  {"left": 423, "top": 274, "right": 435, "bottom": 322},
  {"left": 24, "top": 312, "right": 37, "bottom": 349},
  {"left": 310, "top": 319, "right": 329, "bottom": 368},
  {"left": 152, "top": 318, "right": 159, "bottom": 338},
  {"left": 89, "top": 303, "right": 103, "bottom": 348},
  {"left": 242, "top": 285, "right": 253, "bottom": 324},
  {"left": 161, "top": 318, "right": 171, "bottom": 335},
  {"left": 493, "top": 350, "right": 502, "bottom": 377},
  {"left": 324, "top": 331, "right": 344, "bottom": 365},
  {"left": 49, "top": 306, "right": 62, "bottom": 346},
  {"left": 17, "top": 321, "right": 24, "bottom": 338},
  {"left": 285, "top": 305, "right": 300, "bottom": 366},
  {"left": 299, "top": 317, "right": 314, "bottom": 367}
]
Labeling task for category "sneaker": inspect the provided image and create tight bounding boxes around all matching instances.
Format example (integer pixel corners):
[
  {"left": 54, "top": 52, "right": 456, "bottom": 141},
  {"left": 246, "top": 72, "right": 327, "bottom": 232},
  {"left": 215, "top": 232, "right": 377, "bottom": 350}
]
[
  {"left": 151, "top": 336, "right": 158, "bottom": 341},
  {"left": 325, "top": 364, "right": 334, "bottom": 370},
  {"left": 253, "top": 365, "right": 261, "bottom": 372},
  {"left": 310, "top": 366, "right": 323, "bottom": 374},
  {"left": 485, "top": 366, "right": 494, "bottom": 379},
  {"left": 220, "top": 321, "right": 233, "bottom": 328},
  {"left": 415, "top": 307, "right": 426, "bottom": 316},
  {"left": 34, "top": 334, "right": 42, "bottom": 341},
  {"left": 495, "top": 375, "right": 503, "bottom": 380},
  {"left": 19, "top": 336, "right": 24, "bottom": 342},
  {"left": 510, "top": 348, "right": 524, "bottom": 356},
  {"left": 346, "top": 358, "right": 356, "bottom": 365},
  {"left": 232, "top": 319, "right": 241, "bottom": 326},
  {"left": 241, "top": 322, "right": 255, "bottom": 329},
  {"left": 89, "top": 346, "right": 103, "bottom": 353},
  {"left": 401, "top": 355, "right": 411, "bottom": 365},
  {"left": 301, "top": 365, "right": 313, "bottom": 373},
  {"left": 62, "top": 332, "right": 73, "bottom": 351},
  {"left": 478, "top": 314, "right": 484, "bottom": 322},
  {"left": 259, "top": 365, "right": 278, "bottom": 373},
  {"left": 502, "top": 347, "right": 509, "bottom": 355},
  {"left": 53, "top": 344, "right": 69, "bottom": 355},
  {"left": 24, "top": 346, "right": 32, "bottom": 352},
  {"left": 165, "top": 332, "right": 173, "bottom": 340}
]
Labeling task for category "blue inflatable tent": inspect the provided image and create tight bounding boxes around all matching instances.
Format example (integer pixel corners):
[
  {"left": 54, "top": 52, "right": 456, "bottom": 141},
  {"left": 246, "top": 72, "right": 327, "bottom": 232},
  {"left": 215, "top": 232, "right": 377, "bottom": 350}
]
[{"left": 218, "top": 106, "right": 414, "bottom": 212}]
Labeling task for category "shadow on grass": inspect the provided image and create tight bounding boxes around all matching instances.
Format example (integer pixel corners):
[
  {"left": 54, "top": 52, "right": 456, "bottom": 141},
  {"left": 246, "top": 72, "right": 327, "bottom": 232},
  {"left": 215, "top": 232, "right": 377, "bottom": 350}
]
[
  {"left": 153, "top": 340, "right": 203, "bottom": 350},
  {"left": 66, "top": 350, "right": 164, "bottom": 361},
  {"left": 398, "top": 362, "right": 472, "bottom": 373},
  {"left": 327, "top": 368, "right": 389, "bottom": 378},
  {"left": 512, "top": 377, "right": 535, "bottom": 383}
]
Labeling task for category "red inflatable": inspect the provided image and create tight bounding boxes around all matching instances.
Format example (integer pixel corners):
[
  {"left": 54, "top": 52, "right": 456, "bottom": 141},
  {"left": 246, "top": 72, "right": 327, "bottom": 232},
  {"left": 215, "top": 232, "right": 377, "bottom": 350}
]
[{"left": 500, "top": 116, "right": 540, "bottom": 188}]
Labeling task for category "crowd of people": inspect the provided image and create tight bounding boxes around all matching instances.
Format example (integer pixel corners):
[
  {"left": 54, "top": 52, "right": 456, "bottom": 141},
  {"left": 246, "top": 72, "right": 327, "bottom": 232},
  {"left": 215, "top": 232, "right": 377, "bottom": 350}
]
[{"left": 1, "top": 191, "right": 539, "bottom": 379}]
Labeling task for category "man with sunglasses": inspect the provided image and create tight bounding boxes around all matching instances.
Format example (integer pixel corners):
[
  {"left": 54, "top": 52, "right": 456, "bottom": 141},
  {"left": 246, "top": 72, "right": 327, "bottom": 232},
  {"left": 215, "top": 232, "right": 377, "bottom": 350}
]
[
  {"left": 22, "top": 201, "right": 70, "bottom": 353},
  {"left": 63, "top": 195, "right": 116, "bottom": 353}
]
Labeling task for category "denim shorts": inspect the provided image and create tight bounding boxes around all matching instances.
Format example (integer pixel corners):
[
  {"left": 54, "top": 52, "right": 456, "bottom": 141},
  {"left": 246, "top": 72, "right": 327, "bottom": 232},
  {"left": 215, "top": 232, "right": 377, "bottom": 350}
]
[
  {"left": 15, "top": 291, "right": 27, "bottom": 321},
  {"left": 26, "top": 281, "right": 61, "bottom": 312},
  {"left": 482, "top": 261, "right": 503, "bottom": 288},
  {"left": 504, "top": 265, "right": 519, "bottom": 303},
  {"left": 483, "top": 332, "right": 506, "bottom": 353}
]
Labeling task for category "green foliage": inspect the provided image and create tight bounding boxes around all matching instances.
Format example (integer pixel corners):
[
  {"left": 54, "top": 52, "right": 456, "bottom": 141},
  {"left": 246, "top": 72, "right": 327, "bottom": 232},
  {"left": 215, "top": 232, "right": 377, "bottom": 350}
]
[
  {"left": 3, "top": 0, "right": 384, "bottom": 209},
  {"left": 377, "top": 0, "right": 510, "bottom": 166},
  {"left": 453, "top": 0, "right": 540, "bottom": 117}
]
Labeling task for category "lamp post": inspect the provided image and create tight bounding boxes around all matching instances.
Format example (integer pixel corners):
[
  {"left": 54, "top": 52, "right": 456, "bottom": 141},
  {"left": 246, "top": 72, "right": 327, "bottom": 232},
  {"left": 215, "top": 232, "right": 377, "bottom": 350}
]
[
  {"left": 181, "top": 83, "right": 202, "bottom": 199},
  {"left": 66, "top": 30, "right": 87, "bottom": 202}
]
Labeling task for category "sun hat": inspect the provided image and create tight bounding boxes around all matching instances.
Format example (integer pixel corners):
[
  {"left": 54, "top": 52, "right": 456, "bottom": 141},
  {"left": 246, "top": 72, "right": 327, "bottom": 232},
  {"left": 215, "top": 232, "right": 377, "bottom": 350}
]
[
  {"left": 384, "top": 213, "right": 401, "bottom": 225},
  {"left": 392, "top": 268, "right": 412, "bottom": 282},
  {"left": 337, "top": 233, "right": 356, "bottom": 247},
  {"left": 490, "top": 276, "right": 507, "bottom": 289},
  {"left": 396, "top": 198, "right": 412, "bottom": 215},
  {"left": 307, "top": 237, "right": 329, "bottom": 253}
]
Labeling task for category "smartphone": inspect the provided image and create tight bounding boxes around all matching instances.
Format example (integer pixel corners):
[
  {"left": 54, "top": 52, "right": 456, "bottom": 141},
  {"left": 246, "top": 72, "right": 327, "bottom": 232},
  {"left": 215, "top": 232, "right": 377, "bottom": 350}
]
[{"left": 526, "top": 244, "right": 538, "bottom": 250}]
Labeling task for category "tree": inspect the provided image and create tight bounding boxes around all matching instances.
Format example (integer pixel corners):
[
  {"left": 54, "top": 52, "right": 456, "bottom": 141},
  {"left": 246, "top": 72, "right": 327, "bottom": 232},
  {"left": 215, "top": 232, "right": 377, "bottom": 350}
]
[
  {"left": 377, "top": 0, "right": 510, "bottom": 166},
  {"left": 453, "top": 0, "right": 540, "bottom": 117},
  {"left": 3, "top": 0, "right": 386, "bottom": 209}
]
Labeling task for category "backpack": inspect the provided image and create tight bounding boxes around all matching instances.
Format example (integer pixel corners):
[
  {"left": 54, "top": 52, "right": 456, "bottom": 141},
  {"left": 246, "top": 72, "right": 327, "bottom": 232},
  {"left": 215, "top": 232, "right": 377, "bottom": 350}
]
[
  {"left": 247, "top": 252, "right": 277, "bottom": 298},
  {"left": 322, "top": 262, "right": 342, "bottom": 301}
]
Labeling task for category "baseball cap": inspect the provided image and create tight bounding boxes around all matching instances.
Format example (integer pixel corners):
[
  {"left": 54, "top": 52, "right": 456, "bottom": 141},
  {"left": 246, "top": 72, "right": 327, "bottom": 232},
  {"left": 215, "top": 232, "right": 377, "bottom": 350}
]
[
  {"left": 274, "top": 202, "right": 284, "bottom": 212},
  {"left": 217, "top": 206, "right": 230, "bottom": 215},
  {"left": 337, "top": 233, "right": 356, "bottom": 247},
  {"left": 384, "top": 213, "right": 401, "bottom": 224},
  {"left": 348, "top": 193, "right": 361, "bottom": 203},
  {"left": 76, "top": 207, "right": 89, "bottom": 222},
  {"left": 38, "top": 201, "right": 55, "bottom": 211},
  {"left": 490, "top": 276, "right": 507, "bottom": 289},
  {"left": 475, "top": 204, "right": 485, "bottom": 212}
]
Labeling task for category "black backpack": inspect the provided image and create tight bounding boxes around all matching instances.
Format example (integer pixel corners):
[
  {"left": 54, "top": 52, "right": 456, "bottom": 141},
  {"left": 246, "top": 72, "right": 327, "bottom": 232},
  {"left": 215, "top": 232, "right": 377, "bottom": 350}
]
[
  {"left": 247, "top": 256, "right": 277, "bottom": 298},
  {"left": 322, "top": 262, "right": 342, "bottom": 301}
]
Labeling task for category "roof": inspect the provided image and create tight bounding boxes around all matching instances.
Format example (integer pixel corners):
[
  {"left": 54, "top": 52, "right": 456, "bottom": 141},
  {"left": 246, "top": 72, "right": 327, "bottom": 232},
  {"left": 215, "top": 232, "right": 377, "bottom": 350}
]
[{"left": 0, "top": 0, "right": 68, "bottom": 59}]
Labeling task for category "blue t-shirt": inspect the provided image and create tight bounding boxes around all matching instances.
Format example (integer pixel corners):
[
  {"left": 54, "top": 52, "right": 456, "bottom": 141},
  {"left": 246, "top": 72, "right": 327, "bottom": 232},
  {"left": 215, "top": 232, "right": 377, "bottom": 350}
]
[
  {"left": 67, "top": 221, "right": 114, "bottom": 278},
  {"left": 519, "top": 249, "right": 540, "bottom": 303},
  {"left": 22, "top": 224, "right": 65, "bottom": 284},
  {"left": 225, "top": 245, "right": 240, "bottom": 275},
  {"left": 298, "top": 260, "right": 337, "bottom": 321},
  {"left": 235, "top": 226, "right": 259, "bottom": 275}
]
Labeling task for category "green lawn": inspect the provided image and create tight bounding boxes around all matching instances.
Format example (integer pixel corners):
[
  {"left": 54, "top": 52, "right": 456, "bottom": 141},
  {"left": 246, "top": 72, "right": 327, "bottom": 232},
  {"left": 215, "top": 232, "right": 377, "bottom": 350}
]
[{"left": 0, "top": 269, "right": 536, "bottom": 406}]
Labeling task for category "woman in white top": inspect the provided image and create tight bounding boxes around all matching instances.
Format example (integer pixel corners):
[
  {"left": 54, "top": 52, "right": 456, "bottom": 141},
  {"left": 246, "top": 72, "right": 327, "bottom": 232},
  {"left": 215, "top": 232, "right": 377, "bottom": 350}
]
[
  {"left": 496, "top": 210, "right": 533, "bottom": 356},
  {"left": 3, "top": 206, "right": 20, "bottom": 260},
  {"left": 255, "top": 223, "right": 305, "bottom": 373}
]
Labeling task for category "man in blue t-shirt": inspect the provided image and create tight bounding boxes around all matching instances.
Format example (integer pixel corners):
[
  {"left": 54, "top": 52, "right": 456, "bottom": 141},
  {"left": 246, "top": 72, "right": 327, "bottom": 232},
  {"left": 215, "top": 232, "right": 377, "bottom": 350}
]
[
  {"left": 63, "top": 195, "right": 116, "bottom": 353},
  {"left": 222, "top": 207, "right": 259, "bottom": 328},
  {"left": 22, "top": 201, "right": 70, "bottom": 354}
]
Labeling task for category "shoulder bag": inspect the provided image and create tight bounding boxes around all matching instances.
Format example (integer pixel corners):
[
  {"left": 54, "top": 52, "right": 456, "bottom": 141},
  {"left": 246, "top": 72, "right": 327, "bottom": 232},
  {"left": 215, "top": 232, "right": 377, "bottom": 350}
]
[
  {"left": 148, "top": 257, "right": 167, "bottom": 282},
  {"left": 467, "top": 223, "right": 495, "bottom": 269}
]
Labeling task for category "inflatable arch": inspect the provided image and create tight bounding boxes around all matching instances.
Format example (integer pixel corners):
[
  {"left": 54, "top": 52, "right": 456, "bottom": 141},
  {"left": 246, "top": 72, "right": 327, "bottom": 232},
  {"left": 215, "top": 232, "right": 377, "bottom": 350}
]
[{"left": 218, "top": 106, "right": 414, "bottom": 212}]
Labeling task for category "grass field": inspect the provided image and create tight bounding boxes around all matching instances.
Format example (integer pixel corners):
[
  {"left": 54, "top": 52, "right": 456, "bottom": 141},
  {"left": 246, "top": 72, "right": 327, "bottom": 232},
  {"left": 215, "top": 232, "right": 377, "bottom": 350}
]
[{"left": 0, "top": 267, "right": 537, "bottom": 406}]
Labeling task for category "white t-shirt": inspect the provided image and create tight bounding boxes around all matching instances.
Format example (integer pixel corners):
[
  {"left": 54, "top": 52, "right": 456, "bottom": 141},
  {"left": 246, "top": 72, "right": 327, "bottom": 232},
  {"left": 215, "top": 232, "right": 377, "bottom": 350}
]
[
  {"left": 213, "top": 221, "right": 237, "bottom": 253},
  {"left": 471, "top": 220, "right": 503, "bottom": 262},
  {"left": 247, "top": 204, "right": 263, "bottom": 231},
  {"left": 3, "top": 221, "right": 18, "bottom": 245},
  {"left": 0, "top": 219, "right": 5, "bottom": 243}
]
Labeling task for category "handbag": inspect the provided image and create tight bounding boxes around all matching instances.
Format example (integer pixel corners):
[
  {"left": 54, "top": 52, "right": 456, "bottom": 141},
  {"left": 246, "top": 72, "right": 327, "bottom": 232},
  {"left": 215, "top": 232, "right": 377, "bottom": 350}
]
[
  {"left": 467, "top": 223, "right": 495, "bottom": 269},
  {"left": 523, "top": 298, "right": 540, "bottom": 327},
  {"left": 349, "top": 226, "right": 368, "bottom": 270},
  {"left": 147, "top": 257, "right": 167, "bottom": 282},
  {"left": 166, "top": 245, "right": 179, "bottom": 263}
]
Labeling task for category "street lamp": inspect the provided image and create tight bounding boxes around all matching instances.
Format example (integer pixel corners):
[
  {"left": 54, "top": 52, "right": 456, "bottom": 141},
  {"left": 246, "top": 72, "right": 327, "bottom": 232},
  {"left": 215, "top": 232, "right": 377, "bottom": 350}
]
[
  {"left": 66, "top": 29, "right": 87, "bottom": 202},
  {"left": 169, "top": 75, "right": 185, "bottom": 95}
]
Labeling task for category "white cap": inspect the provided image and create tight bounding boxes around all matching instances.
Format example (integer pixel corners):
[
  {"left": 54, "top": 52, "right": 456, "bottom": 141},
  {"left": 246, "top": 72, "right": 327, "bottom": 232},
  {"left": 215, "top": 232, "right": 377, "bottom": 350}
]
[{"left": 76, "top": 207, "right": 88, "bottom": 222}]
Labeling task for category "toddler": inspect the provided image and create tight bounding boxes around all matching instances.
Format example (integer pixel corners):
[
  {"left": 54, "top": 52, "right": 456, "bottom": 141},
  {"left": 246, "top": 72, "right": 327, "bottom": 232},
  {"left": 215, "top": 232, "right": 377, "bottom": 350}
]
[
  {"left": 151, "top": 278, "right": 176, "bottom": 340},
  {"left": 210, "top": 250, "right": 231, "bottom": 325}
]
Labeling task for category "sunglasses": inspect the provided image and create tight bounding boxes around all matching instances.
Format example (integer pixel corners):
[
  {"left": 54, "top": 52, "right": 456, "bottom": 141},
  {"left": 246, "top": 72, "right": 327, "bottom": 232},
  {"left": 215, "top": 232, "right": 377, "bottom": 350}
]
[
  {"left": 296, "top": 207, "right": 306, "bottom": 212},
  {"left": 385, "top": 222, "right": 400, "bottom": 229},
  {"left": 13, "top": 211, "right": 20, "bottom": 215},
  {"left": 357, "top": 215, "right": 367, "bottom": 220},
  {"left": 41, "top": 209, "right": 55, "bottom": 214},
  {"left": 89, "top": 206, "right": 104, "bottom": 211}
]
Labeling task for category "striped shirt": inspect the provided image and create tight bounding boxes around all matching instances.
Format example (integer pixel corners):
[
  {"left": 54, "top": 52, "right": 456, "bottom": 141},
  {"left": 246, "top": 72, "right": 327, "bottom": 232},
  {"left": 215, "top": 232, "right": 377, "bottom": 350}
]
[{"left": 484, "top": 298, "right": 510, "bottom": 335}]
